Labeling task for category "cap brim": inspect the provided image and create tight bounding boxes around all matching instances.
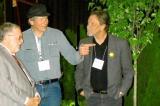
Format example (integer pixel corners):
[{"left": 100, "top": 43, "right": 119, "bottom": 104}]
[{"left": 27, "top": 13, "right": 50, "bottom": 18}]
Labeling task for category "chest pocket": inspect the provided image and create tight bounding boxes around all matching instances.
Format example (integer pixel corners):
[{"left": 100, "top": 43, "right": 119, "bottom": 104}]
[
  {"left": 48, "top": 42, "right": 60, "bottom": 57},
  {"left": 21, "top": 48, "right": 37, "bottom": 62}
]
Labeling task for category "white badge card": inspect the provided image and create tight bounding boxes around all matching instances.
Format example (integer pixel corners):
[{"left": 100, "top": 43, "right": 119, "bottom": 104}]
[
  {"left": 38, "top": 60, "right": 50, "bottom": 71},
  {"left": 92, "top": 58, "right": 104, "bottom": 70}
]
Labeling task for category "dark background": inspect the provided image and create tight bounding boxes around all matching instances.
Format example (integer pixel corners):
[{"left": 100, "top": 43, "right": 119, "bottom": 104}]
[
  {"left": 5, "top": 0, "right": 89, "bottom": 32},
  {"left": 3, "top": 0, "right": 89, "bottom": 105}
]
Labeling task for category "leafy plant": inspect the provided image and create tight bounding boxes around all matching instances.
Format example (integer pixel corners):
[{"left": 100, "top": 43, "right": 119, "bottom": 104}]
[
  {"left": 88, "top": 0, "right": 160, "bottom": 106},
  {"left": 61, "top": 99, "right": 86, "bottom": 106},
  {"left": 61, "top": 29, "right": 77, "bottom": 100},
  {"left": 137, "top": 34, "right": 160, "bottom": 106},
  {"left": 61, "top": 25, "right": 87, "bottom": 102}
]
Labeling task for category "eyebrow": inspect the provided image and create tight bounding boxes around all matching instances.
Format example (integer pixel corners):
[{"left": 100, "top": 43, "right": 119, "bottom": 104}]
[{"left": 7, "top": 34, "right": 15, "bottom": 36}]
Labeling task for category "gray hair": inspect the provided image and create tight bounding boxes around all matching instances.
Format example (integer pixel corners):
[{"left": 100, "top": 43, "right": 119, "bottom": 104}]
[{"left": 0, "top": 22, "right": 20, "bottom": 41}]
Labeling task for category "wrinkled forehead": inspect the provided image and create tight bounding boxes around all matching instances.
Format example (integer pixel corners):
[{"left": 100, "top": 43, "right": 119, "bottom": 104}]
[
  {"left": 5, "top": 27, "right": 22, "bottom": 37},
  {"left": 0, "top": 23, "right": 21, "bottom": 40}
]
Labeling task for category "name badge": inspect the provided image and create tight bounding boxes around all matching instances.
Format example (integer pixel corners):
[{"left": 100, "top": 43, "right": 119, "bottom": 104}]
[
  {"left": 92, "top": 58, "right": 104, "bottom": 70},
  {"left": 38, "top": 60, "right": 50, "bottom": 71}
]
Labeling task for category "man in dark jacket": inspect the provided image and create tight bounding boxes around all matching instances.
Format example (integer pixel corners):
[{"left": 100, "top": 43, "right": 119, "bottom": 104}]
[{"left": 75, "top": 10, "right": 134, "bottom": 106}]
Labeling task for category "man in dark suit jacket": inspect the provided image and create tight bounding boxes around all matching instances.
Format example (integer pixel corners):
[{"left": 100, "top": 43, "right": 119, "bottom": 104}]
[
  {"left": 0, "top": 22, "right": 40, "bottom": 106},
  {"left": 75, "top": 10, "right": 134, "bottom": 106}
]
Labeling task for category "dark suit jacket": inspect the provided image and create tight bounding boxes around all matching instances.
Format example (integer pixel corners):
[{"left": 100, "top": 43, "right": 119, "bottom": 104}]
[
  {"left": 75, "top": 35, "right": 134, "bottom": 99},
  {"left": 0, "top": 45, "right": 35, "bottom": 106}
]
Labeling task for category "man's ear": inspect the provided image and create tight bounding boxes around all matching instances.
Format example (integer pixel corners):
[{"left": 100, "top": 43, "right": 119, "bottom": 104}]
[
  {"left": 101, "top": 24, "right": 107, "bottom": 31},
  {"left": 28, "top": 18, "right": 33, "bottom": 26}
]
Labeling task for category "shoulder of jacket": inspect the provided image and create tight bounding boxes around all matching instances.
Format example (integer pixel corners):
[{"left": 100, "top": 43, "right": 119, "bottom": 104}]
[
  {"left": 47, "top": 27, "right": 63, "bottom": 34},
  {"left": 109, "top": 34, "right": 127, "bottom": 43},
  {"left": 23, "top": 28, "right": 32, "bottom": 37}
]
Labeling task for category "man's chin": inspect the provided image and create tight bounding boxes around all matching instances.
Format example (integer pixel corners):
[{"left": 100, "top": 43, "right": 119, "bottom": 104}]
[
  {"left": 43, "top": 27, "right": 48, "bottom": 30},
  {"left": 39, "top": 27, "right": 47, "bottom": 32},
  {"left": 87, "top": 32, "right": 93, "bottom": 36},
  {"left": 15, "top": 48, "right": 20, "bottom": 53}
]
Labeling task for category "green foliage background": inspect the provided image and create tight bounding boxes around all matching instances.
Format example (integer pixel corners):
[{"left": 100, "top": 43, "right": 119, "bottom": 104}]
[
  {"left": 137, "top": 33, "right": 160, "bottom": 106},
  {"left": 60, "top": 25, "right": 87, "bottom": 106},
  {"left": 88, "top": 0, "right": 160, "bottom": 106},
  {"left": 60, "top": 29, "right": 77, "bottom": 101},
  {"left": 61, "top": 0, "right": 160, "bottom": 106},
  {"left": 1, "top": 0, "right": 160, "bottom": 106}
]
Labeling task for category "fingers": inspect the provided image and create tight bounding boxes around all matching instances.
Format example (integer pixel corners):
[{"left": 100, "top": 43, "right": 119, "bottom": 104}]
[
  {"left": 26, "top": 97, "right": 40, "bottom": 106},
  {"left": 35, "top": 92, "right": 41, "bottom": 100},
  {"left": 82, "top": 43, "right": 95, "bottom": 48},
  {"left": 34, "top": 96, "right": 40, "bottom": 105},
  {"left": 79, "top": 43, "right": 95, "bottom": 56},
  {"left": 80, "top": 91, "right": 85, "bottom": 96}
]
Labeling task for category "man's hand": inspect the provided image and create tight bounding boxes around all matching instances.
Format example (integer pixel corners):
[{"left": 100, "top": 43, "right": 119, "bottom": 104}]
[
  {"left": 114, "top": 91, "right": 124, "bottom": 99},
  {"left": 25, "top": 96, "right": 40, "bottom": 106},
  {"left": 118, "top": 91, "right": 124, "bottom": 98},
  {"left": 79, "top": 43, "right": 95, "bottom": 56},
  {"left": 80, "top": 91, "right": 85, "bottom": 96}
]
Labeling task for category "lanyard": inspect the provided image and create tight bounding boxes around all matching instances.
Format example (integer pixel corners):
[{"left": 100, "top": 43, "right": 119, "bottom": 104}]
[
  {"left": 35, "top": 35, "right": 43, "bottom": 60},
  {"left": 93, "top": 44, "right": 108, "bottom": 60}
]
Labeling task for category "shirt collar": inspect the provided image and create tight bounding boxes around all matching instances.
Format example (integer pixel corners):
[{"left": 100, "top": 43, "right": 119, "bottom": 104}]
[{"left": 0, "top": 43, "right": 15, "bottom": 55}]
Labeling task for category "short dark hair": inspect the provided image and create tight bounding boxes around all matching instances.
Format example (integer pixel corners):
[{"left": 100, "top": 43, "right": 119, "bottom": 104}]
[
  {"left": 0, "top": 22, "right": 20, "bottom": 41},
  {"left": 90, "top": 10, "right": 110, "bottom": 31}
]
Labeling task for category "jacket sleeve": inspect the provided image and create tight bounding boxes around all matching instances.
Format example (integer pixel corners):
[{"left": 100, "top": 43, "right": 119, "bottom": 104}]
[
  {"left": 75, "top": 40, "right": 85, "bottom": 92},
  {"left": 0, "top": 58, "right": 27, "bottom": 105},
  {"left": 75, "top": 60, "right": 85, "bottom": 92},
  {"left": 120, "top": 40, "right": 134, "bottom": 95}
]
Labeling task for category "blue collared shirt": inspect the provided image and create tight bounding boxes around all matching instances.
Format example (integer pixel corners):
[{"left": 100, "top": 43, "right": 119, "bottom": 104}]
[{"left": 17, "top": 27, "right": 83, "bottom": 82}]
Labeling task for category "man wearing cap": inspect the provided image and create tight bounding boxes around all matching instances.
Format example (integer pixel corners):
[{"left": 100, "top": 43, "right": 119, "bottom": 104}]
[{"left": 17, "top": 3, "right": 93, "bottom": 106}]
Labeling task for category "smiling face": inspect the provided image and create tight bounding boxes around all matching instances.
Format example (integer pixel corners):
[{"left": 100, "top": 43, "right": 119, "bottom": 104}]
[{"left": 29, "top": 16, "right": 49, "bottom": 33}]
